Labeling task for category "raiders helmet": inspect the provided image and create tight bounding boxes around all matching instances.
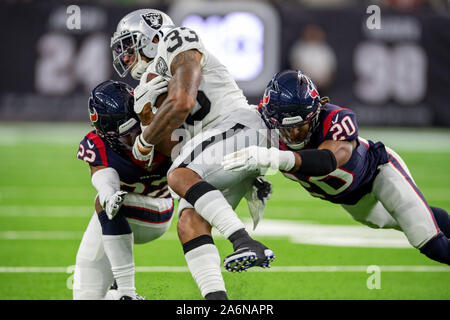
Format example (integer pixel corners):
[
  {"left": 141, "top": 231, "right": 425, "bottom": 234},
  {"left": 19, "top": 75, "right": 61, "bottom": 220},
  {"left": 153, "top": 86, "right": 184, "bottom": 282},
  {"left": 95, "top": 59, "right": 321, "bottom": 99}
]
[{"left": 111, "top": 9, "right": 175, "bottom": 80}]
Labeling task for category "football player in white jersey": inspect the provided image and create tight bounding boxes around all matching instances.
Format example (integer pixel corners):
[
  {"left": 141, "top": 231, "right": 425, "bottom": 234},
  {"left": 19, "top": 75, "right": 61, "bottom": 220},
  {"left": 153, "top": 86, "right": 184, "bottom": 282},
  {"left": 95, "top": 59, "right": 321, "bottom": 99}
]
[{"left": 111, "top": 9, "right": 274, "bottom": 300}]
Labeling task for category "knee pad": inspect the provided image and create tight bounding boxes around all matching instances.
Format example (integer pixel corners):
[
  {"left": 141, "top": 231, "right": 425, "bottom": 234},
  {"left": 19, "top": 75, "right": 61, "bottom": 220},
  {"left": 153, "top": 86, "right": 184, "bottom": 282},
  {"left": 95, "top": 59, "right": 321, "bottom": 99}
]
[
  {"left": 431, "top": 206, "right": 450, "bottom": 238},
  {"left": 420, "top": 232, "right": 450, "bottom": 265},
  {"left": 97, "top": 210, "right": 132, "bottom": 235}
]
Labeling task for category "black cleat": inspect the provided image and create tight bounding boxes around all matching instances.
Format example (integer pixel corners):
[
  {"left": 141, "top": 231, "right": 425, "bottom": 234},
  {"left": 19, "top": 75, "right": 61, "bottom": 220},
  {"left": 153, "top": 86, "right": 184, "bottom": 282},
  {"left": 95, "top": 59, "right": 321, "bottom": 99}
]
[
  {"left": 119, "top": 293, "right": 145, "bottom": 300},
  {"left": 223, "top": 229, "right": 275, "bottom": 272}
]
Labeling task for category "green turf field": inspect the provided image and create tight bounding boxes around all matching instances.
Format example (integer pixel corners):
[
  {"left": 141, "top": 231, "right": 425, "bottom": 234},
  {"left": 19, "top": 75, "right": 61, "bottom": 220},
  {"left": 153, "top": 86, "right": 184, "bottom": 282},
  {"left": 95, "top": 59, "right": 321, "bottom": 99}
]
[{"left": 0, "top": 123, "right": 449, "bottom": 300}]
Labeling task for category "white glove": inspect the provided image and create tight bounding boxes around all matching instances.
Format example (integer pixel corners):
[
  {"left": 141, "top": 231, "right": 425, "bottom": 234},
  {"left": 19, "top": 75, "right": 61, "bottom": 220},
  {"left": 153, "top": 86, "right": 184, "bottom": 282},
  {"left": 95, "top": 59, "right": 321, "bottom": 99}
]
[
  {"left": 132, "top": 133, "right": 155, "bottom": 163},
  {"left": 104, "top": 190, "right": 127, "bottom": 220},
  {"left": 222, "top": 146, "right": 296, "bottom": 173},
  {"left": 134, "top": 75, "right": 168, "bottom": 114}
]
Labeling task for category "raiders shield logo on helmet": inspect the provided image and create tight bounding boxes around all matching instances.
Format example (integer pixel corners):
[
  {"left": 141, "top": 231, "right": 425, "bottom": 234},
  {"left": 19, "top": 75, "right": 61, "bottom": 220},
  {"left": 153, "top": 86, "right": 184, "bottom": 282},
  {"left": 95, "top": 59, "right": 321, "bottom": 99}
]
[{"left": 142, "top": 13, "right": 163, "bottom": 29}]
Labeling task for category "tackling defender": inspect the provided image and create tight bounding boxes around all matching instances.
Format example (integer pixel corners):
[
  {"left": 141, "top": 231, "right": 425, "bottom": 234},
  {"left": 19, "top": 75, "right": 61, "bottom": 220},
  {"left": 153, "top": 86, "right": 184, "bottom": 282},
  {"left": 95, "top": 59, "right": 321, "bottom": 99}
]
[
  {"left": 74, "top": 80, "right": 174, "bottom": 300},
  {"left": 110, "top": 9, "right": 274, "bottom": 300},
  {"left": 223, "top": 69, "right": 450, "bottom": 266}
]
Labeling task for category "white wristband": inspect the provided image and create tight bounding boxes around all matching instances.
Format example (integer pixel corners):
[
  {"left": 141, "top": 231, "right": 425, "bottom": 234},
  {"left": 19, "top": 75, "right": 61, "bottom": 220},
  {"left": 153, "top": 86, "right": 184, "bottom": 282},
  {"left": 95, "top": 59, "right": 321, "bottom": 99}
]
[
  {"left": 270, "top": 148, "right": 296, "bottom": 171},
  {"left": 91, "top": 167, "right": 120, "bottom": 206},
  {"left": 138, "top": 133, "right": 154, "bottom": 149}
]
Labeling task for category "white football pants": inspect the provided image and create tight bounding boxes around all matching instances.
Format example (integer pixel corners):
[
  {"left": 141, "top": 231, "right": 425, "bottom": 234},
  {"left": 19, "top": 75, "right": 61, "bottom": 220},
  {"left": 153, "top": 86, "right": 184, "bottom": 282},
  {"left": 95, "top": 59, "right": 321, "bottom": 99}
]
[
  {"left": 72, "top": 194, "right": 173, "bottom": 300},
  {"left": 169, "top": 107, "right": 271, "bottom": 215},
  {"left": 342, "top": 147, "right": 440, "bottom": 248}
]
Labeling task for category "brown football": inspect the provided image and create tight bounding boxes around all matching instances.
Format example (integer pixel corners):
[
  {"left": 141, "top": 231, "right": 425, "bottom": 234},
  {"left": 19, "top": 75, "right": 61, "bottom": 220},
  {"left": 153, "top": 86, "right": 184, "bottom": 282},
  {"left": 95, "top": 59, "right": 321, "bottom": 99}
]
[{"left": 146, "top": 71, "right": 157, "bottom": 82}]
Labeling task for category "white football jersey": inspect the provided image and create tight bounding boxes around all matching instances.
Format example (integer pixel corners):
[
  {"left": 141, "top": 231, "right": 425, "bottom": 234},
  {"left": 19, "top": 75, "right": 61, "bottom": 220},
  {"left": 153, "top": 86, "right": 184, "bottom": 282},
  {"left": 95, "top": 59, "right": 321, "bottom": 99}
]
[{"left": 141, "top": 26, "right": 252, "bottom": 138}]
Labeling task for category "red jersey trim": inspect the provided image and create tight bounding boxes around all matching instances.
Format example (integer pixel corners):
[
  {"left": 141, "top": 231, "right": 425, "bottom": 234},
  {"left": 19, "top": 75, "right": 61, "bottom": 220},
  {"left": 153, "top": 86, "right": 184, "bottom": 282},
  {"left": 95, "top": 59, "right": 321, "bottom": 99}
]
[
  {"left": 322, "top": 108, "right": 349, "bottom": 139},
  {"left": 86, "top": 132, "right": 108, "bottom": 166}
]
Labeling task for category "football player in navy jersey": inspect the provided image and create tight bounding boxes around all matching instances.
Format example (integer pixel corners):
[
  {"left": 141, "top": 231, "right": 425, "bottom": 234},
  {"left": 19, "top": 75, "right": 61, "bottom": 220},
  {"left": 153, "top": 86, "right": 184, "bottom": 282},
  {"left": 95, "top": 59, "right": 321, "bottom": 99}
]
[
  {"left": 73, "top": 80, "right": 175, "bottom": 300},
  {"left": 223, "top": 69, "right": 450, "bottom": 266}
]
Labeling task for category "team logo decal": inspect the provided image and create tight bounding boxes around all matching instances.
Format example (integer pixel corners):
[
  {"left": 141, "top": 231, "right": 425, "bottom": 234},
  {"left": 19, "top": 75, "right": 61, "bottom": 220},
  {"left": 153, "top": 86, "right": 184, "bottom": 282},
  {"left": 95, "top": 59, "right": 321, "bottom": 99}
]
[
  {"left": 142, "top": 13, "right": 163, "bottom": 30},
  {"left": 155, "top": 57, "right": 168, "bottom": 76},
  {"left": 308, "top": 86, "right": 319, "bottom": 99},
  {"left": 262, "top": 90, "right": 271, "bottom": 105},
  {"left": 304, "top": 76, "right": 319, "bottom": 99},
  {"left": 89, "top": 108, "right": 98, "bottom": 123}
]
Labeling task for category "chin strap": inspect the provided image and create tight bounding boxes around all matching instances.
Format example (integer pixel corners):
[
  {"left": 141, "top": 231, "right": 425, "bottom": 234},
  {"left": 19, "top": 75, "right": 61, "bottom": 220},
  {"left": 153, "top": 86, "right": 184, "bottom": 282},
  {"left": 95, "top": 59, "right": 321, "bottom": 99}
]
[{"left": 130, "top": 54, "right": 150, "bottom": 80}]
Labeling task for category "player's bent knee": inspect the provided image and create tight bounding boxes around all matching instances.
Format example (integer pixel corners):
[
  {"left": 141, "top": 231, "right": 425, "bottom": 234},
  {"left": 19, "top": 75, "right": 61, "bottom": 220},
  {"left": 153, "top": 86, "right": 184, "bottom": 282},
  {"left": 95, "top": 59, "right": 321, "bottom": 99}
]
[
  {"left": 131, "top": 221, "right": 171, "bottom": 244},
  {"left": 168, "top": 168, "right": 203, "bottom": 197},
  {"left": 177, "top": 208, "right": 212, "bottom": 243},
  {"left": 420, "top": 232, "right": 450, "bottom": 265}
]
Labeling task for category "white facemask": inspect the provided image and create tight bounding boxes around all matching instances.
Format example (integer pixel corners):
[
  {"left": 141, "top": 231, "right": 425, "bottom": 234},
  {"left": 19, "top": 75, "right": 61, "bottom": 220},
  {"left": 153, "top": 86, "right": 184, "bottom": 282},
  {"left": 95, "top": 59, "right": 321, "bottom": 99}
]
[{"left": 130, "top": 55, "right": 150, "bottom": 80}]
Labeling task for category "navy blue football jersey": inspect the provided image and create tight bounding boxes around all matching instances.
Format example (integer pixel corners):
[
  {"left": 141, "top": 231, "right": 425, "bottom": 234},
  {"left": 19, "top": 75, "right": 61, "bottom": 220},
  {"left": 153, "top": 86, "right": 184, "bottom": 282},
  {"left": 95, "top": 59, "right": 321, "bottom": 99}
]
[
  {"left": 77, "top": 130, "right": 172, "bottom": 198},
  {"left": 280, "top": 103, "right": 388, "bottom": 205}
]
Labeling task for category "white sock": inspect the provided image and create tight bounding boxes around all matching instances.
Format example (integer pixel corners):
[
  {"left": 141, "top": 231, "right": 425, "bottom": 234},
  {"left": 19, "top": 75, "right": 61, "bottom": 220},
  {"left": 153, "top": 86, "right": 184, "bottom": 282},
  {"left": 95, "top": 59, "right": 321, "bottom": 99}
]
[
  {"left": 185, "top": 243, "right": 226, "bottom": 297},
  {"left": 102, "top": 233, "right": 136, "bottom": 297},
  {"left": 194, "top": 190, "right": 245, "bottom": 239}
]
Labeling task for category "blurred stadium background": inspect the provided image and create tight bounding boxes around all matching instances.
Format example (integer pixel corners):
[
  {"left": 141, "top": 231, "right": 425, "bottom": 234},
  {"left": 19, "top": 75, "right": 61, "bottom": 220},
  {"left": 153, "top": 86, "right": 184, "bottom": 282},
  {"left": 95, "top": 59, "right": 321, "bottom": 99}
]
[{"left": 0, "top": 0, "right": 449, "bottom": 300}]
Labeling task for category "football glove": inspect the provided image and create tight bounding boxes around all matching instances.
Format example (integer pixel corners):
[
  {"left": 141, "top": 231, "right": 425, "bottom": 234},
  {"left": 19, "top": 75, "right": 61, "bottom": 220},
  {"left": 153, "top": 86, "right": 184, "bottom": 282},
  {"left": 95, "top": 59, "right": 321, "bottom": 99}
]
[
  {"left": 245, "top": 176, "right": 273, "bottom": 230},
  {"left": 134, "top": 75, "right": 168, "bottom": 114},
  {"left": 222, "top": 146, "right": 296, "bottom": 174},
  {"left": 104, "top": 190, "right": 127, "bottom": 220}
]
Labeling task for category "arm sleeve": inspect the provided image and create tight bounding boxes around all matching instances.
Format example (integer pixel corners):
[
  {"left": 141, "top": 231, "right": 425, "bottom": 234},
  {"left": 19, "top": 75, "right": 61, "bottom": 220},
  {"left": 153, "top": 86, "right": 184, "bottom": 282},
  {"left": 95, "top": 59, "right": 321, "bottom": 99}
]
[{"left": 91, "top": 167, "right": 120, "bottom": 206}]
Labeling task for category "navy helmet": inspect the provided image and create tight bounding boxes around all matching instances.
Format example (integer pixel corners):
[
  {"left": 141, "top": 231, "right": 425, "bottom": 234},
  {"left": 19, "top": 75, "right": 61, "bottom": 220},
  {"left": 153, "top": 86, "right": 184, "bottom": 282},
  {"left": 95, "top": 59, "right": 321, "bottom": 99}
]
[
  {"left": 88, "top": 80, "right": 140, "bottom": 153},
  {"left": 259, "top": 70, "right": 324, "bottom": 150}
]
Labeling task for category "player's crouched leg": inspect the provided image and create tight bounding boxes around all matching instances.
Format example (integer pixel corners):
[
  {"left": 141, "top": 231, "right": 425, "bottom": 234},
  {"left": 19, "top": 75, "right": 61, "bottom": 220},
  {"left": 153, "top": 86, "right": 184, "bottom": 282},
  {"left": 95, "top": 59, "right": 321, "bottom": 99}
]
[
  {"left": 121, "top": 193, "right": 175, "bottom": 244},
  {"left": 73, "top": 212, "right": 114, "bottom": 300}
]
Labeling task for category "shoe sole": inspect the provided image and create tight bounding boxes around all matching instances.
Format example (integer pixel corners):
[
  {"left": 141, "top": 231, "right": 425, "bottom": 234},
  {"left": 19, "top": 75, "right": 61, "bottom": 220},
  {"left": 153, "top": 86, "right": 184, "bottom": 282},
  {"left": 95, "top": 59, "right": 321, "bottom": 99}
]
[{"left": 223, "top": 249, "right": 275, "bottom": 272}]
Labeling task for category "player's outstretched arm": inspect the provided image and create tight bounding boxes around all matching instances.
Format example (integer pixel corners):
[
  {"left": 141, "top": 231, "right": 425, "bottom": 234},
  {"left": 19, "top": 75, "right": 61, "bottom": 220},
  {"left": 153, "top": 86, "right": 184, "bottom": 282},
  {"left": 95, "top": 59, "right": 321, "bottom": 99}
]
[
  {"left": 222, "top": 140, "right": 356, "bottom": 176},
  {"left": 317, "top": 139, "right": 356, "bottom": 168}
]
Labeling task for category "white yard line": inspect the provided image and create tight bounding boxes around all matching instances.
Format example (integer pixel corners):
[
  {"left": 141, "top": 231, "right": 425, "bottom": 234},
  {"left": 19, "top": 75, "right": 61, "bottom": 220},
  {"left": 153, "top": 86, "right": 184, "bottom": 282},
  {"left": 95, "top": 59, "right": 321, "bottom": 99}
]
[
  {"left": 0, "top": 231, "right": 84, "bottom": 240},
  {"left": 0, "top": 219, "right": 416, "bottom": 248},
  {"left": 0, "top": 266, "right": 448, "bottom": 273}
]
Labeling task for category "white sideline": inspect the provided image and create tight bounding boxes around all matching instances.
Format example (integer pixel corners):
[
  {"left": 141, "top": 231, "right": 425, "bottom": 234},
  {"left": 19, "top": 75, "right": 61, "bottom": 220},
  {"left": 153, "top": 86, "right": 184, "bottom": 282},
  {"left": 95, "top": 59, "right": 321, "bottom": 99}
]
[{"left": 0, "top": 266, "right": 448, "bottom": 273}]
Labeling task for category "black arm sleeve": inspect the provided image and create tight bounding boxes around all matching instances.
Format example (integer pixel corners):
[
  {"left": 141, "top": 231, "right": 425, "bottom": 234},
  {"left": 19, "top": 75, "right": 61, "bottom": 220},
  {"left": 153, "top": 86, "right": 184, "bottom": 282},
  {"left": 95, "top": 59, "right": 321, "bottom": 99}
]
[{"left": 296, "top": 149, "right": 337, "bottom": 176}]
